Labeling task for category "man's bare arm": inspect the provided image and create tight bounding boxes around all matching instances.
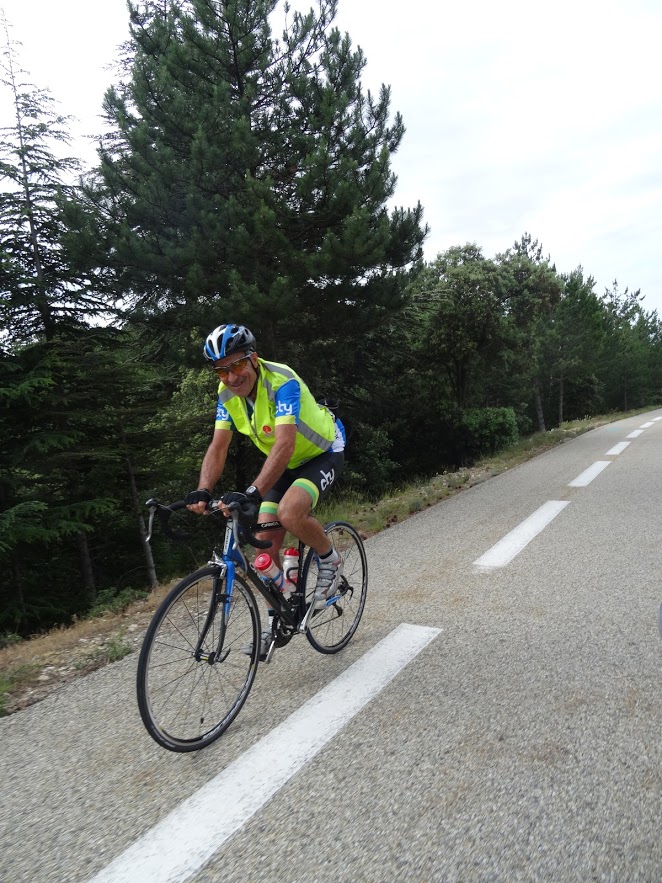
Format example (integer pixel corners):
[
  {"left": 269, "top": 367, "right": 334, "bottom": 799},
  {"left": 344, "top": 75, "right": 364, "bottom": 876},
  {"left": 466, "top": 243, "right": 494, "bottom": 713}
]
[{"left": 187, "top": 429, "right": 233, "bottom": 513}]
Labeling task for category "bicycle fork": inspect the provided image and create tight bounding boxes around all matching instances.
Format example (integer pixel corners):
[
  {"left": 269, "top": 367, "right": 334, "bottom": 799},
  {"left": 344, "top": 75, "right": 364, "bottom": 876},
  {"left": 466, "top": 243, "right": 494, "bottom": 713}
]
[{"left": 194, "top": 564, "right": 232, "bottom": 665}]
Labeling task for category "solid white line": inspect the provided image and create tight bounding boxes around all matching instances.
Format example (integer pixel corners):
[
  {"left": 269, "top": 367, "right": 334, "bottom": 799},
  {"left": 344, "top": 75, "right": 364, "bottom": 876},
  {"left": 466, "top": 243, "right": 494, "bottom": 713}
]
[
  {"left": 640, "top": 422, "right": 654, "bottom": 428},
  {"left": 568, "top": 460, "right": 611, "bottom": 487},
  {"left": 626, "top": 430, "right": 644, "bottom": 438},
  {"left": 605, "top": 442, "right": 630, "bottom": 456},
  {"left": 88, "top": 623, "right": 441, "bottom": 883},
  {"left": 473, "top": 500, "right": 570, "bottom": 569}
]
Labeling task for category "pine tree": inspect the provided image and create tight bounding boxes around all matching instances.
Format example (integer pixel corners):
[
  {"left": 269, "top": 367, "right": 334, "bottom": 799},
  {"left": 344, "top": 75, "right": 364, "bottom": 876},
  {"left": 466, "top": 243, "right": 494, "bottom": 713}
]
[
  {"left": 497, "top": 234, "right": 564, "bottom": 432},
  {"left": 0, "top": 326, "right": 173, "bottom": 632},
  {"left": 83, "top": 0, "right": 426, "bottom": 368},
  {"left": 0, "top": 16, "right": 113, "bottom": 345},
  {"left": 410, "top": 244, "right": 505, "bottom": 410}
]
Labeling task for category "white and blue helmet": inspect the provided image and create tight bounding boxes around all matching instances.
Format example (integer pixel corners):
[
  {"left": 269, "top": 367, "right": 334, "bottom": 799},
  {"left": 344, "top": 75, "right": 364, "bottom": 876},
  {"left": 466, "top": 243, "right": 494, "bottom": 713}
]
[{"left": 203, "top": 324, "right": 256, "bottom": 362}]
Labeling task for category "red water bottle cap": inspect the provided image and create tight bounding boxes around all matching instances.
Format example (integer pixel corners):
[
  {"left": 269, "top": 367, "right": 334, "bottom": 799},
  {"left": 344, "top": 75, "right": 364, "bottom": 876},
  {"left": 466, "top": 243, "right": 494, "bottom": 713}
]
[
  {"left": 254, "top": 553, "right": 272, "bottom": 571},
  {"left": 283, "top": 547, "right": 299, "bottom": 557}
]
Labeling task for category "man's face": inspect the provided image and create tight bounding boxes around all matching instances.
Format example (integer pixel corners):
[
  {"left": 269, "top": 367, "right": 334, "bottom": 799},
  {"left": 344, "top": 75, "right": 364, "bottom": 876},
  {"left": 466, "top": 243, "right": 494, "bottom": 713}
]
[{"left": 212, "top": 351, "right": 258, "bottom": 397}]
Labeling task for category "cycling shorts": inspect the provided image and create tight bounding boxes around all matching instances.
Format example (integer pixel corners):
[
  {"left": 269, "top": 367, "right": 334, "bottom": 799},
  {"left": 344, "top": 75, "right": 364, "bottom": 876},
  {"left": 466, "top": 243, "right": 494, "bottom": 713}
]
[{"left": 259, "top": 450, "right": 345, "bottom": 513}]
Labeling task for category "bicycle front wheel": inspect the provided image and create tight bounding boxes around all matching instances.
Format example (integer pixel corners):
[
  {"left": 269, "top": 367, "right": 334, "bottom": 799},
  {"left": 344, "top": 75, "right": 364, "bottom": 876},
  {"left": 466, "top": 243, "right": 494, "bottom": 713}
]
[
  {"left": 137, "top": 566, "right": 260, "bottom": 752},
  {"left": 302, "top": 522, "right": 368, "bottom": 654}
]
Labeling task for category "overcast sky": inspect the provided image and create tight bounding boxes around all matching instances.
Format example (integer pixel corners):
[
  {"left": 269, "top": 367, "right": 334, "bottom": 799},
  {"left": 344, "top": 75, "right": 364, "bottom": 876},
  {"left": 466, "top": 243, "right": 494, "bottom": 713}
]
[{"left": 2, "top": 0, "right": 661, "bottom": 313}]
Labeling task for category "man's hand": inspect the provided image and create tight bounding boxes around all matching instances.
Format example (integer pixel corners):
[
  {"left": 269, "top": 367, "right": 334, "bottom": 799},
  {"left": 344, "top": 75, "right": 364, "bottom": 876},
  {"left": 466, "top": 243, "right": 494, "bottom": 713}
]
[
  {"left": 221, "top": 487, "right": 262, "bottom": 525},
  {"left": 185, "top": 488, "right": 212, "bottom": 515}
]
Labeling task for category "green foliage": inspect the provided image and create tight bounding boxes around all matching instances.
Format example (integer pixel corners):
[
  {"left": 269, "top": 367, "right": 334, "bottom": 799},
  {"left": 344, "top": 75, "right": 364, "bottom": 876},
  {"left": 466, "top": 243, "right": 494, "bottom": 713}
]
[
  {"left": 342, "top": 423, "right": 398, "bottom": 499},
  {"left": 86, "top": 587, "right": 148, "bottom": 619},
  {"left": 82, "top": 0, "right": 425, "bottom": 375},
  {"left": 461, "top": 407, "right": 519, "bottom": 460},
  {"left": 105, "top": 631, "right": 133, "bottom": 663},
  {"left": 409, "top": 243, "right": 505, "bottom": 408},
  {"left": 0, "top": 23, "right": 113, "bottom": 344}
]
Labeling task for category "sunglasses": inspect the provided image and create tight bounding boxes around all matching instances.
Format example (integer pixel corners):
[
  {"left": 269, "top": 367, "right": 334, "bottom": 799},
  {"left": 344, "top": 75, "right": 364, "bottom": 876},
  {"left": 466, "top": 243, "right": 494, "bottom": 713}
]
[{"left": 213, "top": 354, "right": 254, "bottom": 379}]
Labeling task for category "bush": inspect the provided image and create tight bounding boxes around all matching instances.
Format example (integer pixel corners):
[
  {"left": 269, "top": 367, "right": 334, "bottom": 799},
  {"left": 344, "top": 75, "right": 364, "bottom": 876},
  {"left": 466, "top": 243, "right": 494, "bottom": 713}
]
[
  {"left": 462, "top": 407, "right": 519, "bottom": 459},
  {"left": 341, "top": 423, "right": 398, "bottom": 499},
  {"left": 87, "top": 586, "right": 148, "bottom": 619}
]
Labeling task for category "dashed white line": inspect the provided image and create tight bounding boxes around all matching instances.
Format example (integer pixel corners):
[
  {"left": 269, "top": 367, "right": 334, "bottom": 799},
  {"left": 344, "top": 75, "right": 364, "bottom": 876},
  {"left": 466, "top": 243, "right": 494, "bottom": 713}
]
[
  {"left": 568, "top": 461, "right": 611, "bottom": 487},
  {"left": 654, "top": 417, "right": 662, "bottom": 422},
  {"left": 640, "top": 422, "right": 654, "bottom": 428},
  {"left": 605, "top": 442, "right": 630, "bottom": 456},
  {"left": 626, "top": 429, "right": 644, "bottom": 439},
  {"left": 88, "top": 623, "right": 441, "bottom": 883},
  {"left": 473, "top": 500, "right": 570, "bottom": 570}
]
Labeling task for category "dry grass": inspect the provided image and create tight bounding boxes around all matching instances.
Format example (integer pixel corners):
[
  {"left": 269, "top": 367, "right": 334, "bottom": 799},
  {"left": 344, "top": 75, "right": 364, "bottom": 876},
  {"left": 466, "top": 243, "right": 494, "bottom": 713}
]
[{"left": 0, "top": 580, "right": 178, "bottom": 715}]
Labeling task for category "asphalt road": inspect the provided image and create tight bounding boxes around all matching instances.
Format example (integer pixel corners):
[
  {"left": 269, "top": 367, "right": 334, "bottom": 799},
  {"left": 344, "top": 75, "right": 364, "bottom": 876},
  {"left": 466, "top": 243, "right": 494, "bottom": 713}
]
[{"left": 2, "top": 411, "right": 661, "bottom": 883}]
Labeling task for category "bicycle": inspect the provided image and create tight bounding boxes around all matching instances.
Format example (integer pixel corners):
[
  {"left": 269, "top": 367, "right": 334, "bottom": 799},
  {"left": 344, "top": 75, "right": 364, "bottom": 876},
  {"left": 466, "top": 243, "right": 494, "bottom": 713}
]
[{"left": 136, "top": 497, "right": 368, "bottom": 752}]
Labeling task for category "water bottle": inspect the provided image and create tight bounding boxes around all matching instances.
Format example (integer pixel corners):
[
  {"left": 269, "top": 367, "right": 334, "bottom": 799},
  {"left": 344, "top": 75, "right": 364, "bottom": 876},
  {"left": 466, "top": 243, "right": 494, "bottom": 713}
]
[
  {"left": 254, "top": 553, "right": 287, "bottom": 595},
  {"left": 282, "top": 547, "right": 300, "bottom": 592}
]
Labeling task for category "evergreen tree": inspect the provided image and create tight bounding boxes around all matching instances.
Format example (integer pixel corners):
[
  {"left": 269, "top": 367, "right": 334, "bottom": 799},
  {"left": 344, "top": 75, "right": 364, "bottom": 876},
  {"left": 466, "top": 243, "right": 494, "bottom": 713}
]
[
  {"left": 0, "top": 328, "right": 173, "bottom": 633},
  {"left": 497, "top": 234, "right": 563, "bottom": 431},
  {"left": 543, "top": 269, "right": 605, "bottom": 423},
  {"left": 82, "top": 0, "right": 426, "bottom": 371},
  {"left": 0, "top": 18, "right": 113, "bottom": 344},
  {"left": 599, "top": 282, "right": 657, "bottom": 411},
  {"left": 409, "top": 244, "right": 505, "bottom": 410}
]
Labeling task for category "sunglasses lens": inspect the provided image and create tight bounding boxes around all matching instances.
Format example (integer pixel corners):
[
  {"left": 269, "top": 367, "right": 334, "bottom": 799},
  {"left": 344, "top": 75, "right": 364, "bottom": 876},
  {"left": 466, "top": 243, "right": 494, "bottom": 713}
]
[{"left": 215, "top": 356, "right": 250, "bottom": 377}]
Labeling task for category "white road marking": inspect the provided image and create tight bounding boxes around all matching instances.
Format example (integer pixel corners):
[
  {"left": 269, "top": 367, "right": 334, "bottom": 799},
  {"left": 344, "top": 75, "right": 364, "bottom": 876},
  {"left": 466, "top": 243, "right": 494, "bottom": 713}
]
[
  {"left": 627, "top": 430, "right": 644, "bottom": 438},
  {"left": 473, "top": 501, "right": 570, "bottom": 570},
  {"left": 640, "top": 422, "right": 654, "bottom": 428},
  {"left": 568, "top": 461, "right": 611, "bottom": 487},
  {"left": 605, "top": 442, "right": 630, "bottom": 456},
  {"left": 654, "top": 417, "right": 662, "bottom": 422},
  {"left": 88, "top": 623, "right": 441, "bottom": 883}
]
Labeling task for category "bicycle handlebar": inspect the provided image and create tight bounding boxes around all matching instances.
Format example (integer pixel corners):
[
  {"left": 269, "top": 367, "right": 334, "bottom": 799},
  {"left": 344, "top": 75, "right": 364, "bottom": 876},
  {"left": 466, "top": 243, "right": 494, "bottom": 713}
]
[{"left": 145, "top": 498, "right": 272, "bottom": 549}]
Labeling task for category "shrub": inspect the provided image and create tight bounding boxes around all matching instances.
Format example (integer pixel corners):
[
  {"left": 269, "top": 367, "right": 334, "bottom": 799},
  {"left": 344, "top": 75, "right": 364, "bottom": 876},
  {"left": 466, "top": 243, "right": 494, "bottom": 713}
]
[
  {"left": 341, "top": 423, "right": 399, "bottom": 499},
  {"left": 462, "top": 407, "right": 519, "bottom": 459},
  {"left": 87, "top": 587, "right": 148, "bottom": 619}
]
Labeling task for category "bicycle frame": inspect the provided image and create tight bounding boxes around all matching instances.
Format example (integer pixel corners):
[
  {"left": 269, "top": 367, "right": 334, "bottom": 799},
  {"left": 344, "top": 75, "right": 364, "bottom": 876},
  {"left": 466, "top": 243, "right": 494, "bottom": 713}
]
[
  {"left": 144, "top": 501, "right": 321, "bottom": 663},
  {"left": 203, "top": 513, "right": 317, "bottom": 650}
]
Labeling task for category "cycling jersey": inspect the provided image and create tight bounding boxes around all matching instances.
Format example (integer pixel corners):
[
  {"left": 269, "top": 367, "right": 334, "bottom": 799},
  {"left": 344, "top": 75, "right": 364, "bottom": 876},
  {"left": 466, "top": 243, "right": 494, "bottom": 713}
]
[{"left": 215, "top": 359, "right": 345, "bottom": 470}]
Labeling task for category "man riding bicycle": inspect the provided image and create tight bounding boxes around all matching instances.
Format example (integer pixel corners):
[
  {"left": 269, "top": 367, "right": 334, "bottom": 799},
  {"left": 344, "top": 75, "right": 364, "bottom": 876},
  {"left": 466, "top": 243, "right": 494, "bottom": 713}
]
[{"left": 185, "top": 323, "right": 346, "bottom": 656}]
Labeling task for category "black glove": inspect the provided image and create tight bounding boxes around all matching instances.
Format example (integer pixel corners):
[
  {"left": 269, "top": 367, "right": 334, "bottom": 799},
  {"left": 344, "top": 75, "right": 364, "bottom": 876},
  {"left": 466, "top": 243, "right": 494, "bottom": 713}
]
[
  {"left": 184, "top": 488, "right": 212, "bottom": 506},
  {"left": 221, "top": 487, "right": 262, "bottom": 524}
]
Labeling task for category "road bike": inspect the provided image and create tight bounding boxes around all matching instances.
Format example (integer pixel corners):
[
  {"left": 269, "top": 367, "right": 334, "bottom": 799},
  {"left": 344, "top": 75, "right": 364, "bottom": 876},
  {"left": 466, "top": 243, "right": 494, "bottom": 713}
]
[{"left": 136, "top": 498, "right": 368, "bottom": 752}]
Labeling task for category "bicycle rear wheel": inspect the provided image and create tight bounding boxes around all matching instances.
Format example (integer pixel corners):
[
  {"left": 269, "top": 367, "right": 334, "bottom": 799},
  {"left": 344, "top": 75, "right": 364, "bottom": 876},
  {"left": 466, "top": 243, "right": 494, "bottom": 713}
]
[
  {"left": 137, "top": 566, "right": 260, "bottom": 752},
  {"left": 302, "top": 521, "right": 368, "bottom": 654}
]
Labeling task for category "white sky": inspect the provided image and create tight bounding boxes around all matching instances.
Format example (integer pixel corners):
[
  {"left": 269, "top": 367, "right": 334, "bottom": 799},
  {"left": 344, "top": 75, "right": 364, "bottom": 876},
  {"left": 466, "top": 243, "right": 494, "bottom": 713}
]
[{"left": 1, "top": 0, "right": 661, "bottom": 313}]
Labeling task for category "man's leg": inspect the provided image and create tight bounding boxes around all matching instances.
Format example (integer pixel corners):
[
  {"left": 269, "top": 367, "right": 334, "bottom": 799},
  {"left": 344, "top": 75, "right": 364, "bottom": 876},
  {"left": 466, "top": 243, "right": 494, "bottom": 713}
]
[
  {"left": 277, "top": 485, "right": 343, "bottom": 606},
  {"left": 255, "top": 480, "right": 290, "bottom": 567},
  {"left": 276, "top": 486, "right": 332, "bottom": 556}
]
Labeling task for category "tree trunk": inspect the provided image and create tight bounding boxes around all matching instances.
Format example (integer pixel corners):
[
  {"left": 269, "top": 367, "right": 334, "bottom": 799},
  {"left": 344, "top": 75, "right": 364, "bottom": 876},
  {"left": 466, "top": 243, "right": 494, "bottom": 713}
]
[
  {"left": 534, "top": 378, "right": 546, "bottom": 432},
  {"left": 558, "top": 371, "right": 564, "bottom": 425},
  {"left": 11, "top": 555, "right": 26, "bottom": 624},
  {"left": 77, "top": 532, "right": 96, "bottom": 604},
  {"left": 126, "top": 456, "right": 158, "bottom": 589}
]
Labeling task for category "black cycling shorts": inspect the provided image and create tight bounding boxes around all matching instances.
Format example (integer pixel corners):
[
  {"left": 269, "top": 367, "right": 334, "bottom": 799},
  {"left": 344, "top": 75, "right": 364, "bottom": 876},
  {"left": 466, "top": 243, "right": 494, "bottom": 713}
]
[{"left": 259, "top": 450, "right": 345, "bottom": 515}]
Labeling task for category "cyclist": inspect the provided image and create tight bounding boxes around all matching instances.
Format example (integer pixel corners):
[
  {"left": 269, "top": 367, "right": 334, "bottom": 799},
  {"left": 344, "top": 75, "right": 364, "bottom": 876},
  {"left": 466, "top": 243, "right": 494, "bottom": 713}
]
[{"left": 185, "top": 323, "right": 346, "bottom": 656}]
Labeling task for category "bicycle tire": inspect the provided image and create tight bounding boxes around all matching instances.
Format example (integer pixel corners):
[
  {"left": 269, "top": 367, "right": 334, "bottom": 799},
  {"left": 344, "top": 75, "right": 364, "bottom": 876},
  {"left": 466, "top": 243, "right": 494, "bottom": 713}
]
[
  {"left": 301, "top": 522, "right": 368, "bottom": 654},
  {"left": 137, "top": 565, "right": 260, "bottom": 752}
]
